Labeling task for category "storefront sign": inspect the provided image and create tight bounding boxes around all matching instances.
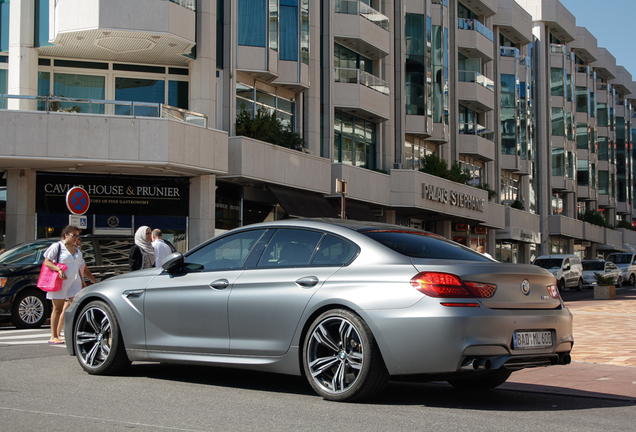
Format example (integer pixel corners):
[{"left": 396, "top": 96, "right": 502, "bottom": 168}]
[
  {"left": 495, "top": 227, "right": 541, "bottom": 244},
  {"left": 422, "top": 183, "right": 486, "bottom": 212},
  {"left": 37, "top": 173, "right": 190, "bottom": 217}
]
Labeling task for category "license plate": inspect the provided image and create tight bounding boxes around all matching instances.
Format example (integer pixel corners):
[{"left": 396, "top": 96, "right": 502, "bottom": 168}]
[{"left": 513, "top": 331, "right": 553, "bottom": 349}]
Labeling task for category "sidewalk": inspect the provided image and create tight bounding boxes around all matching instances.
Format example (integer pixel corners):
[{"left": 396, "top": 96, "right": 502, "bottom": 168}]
[{"left": 502, "top": 286, "right": 636, "bottom": 401}]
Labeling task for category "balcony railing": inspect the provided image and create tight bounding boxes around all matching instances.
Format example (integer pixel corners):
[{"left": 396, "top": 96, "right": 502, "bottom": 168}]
[
  {"left": 550, "top": 44, "right": 566, "bottom": 54},
  {"left": 168, "top": 0, "right": 196, "bottom": 12},
  {"left": 519, "top": 55, "right": 531, "bottom": 66},
  {"left": 458, "top": 70, "right": 495, "bottom": 91},
  {"left": 457, "top": 18, "right": 493, "bottom": 42},
  {"left": 334, "top": 68, "right": 390, "bottom": 95},
  {"left": 459, "top": 123, "right": 494, "bottom": 141},
  {"left": 432, "top": 0, "right": 449, "bottom": 6},
  {"left": 0, "top": 94, "right": 208, "bottom": 127},
  {"left": 597, "top": 83, "right": 610, "bottom": 91},
  {"left": 576, "top": 65, "right": 590, "bottom": 74},
  {"left": 500, "top": 47, "right": 519, "bottom": 58},
  {"left": 335, "top": 0, "right": 389, "bottom": 30}
]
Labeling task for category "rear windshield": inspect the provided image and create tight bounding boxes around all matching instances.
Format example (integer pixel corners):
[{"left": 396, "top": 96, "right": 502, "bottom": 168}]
[
  {"left": 533, "top": 258, "right": 563, "bottom": 270},
  {"left": 582, "top": 261, "right": 603, "bottom": 271},
  {"left": 607, "top": 254, "right": 631, "bottom": 264},
  {"left": 362, "top": 231, "right": 490, "bottom": 261}
]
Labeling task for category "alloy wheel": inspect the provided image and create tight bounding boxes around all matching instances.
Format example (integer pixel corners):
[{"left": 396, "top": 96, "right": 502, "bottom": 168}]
[
  {"left": 75, "top": 306, "right": 112, "bottom": 370},
  {"left": 306, "top": 316, "right": 364, "bottom": 395},
  {"left": 18, "top": 295, "right": 45, "bottom": 325}
]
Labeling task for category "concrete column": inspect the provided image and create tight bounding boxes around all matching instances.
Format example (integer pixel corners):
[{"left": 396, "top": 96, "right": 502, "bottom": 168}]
[
  {"left": 8, "top": 0, "right": 38, "bottom": 109},
  {"left": 189, "top": 0, "right": 217, "bottom": 126},
  {"left": 382, "top": 0, "right": 396, "bottom": 171},
  {"left": 5, "top": 169, "right": 36, "bottom": 248},
  {"left": 304, "top": 0, "right": 321, "bottom": 156},
  {"left": 188, "top": 175, "right": 216, "bottom": 248},
  {"left": 436, "top": 220, "right": 452, "bottom": 239},
  {"left": 382, "top": 209, "right": 396, "bottom": 225}
]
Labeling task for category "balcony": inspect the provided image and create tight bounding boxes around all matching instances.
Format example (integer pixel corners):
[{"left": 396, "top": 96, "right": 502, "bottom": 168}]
[
  {"left": 570, "top": 27, "right": 598, "bottom": 64},
  {"left": 458, "top": 124, "right": 495, "bottom": 161},
  {"left": 42, "top": 0, "right": 196, "bottom": 65},
  {"left": 457, "top": 71, "right": 495, "bottom": 112},
  {"left": 227, "top": 136, "right": 332, "bottom": 194},
  {"left": 331, "top": 164, "right": 391, "bottom": 206},
  {"left": 334, "top": 0, "right": 390, "bottom": 60},
  {"left": 548, "top": 215, "right": 584, "bottom": 239},
  {"left": 333, "top": 68, "right": 390, "bottom": 122},
  {"left": 495, "top": 207, "right": 541, "bottom": 243},
  {"left": 456, "top": 19, "right": 494, "bottom": 62},
  {"left": 583, "top": 222, "right": 605, "bottom": 244},
  {"left": 493, "top": 0, "right": 532, "bottom": 45},
  {"left": 0, "top": 97, "right": 227, "bottom": 177}
]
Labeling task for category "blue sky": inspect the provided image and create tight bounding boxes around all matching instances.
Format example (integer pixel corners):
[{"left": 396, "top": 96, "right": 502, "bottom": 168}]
[{"left": 559, "top": 0, "right": 636, "bottom": 80}]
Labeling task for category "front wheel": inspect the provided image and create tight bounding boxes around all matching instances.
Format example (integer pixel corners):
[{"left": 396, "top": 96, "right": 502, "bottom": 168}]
[
  {"left": 11, "top": 289, "right": 50, "bottom": 329},
  {"left": 74, "top": 300, "right": 130, "bottom": 375},
  {"left": 616, "top": 276, "right": 623, "bottom": 288},
  {"left": 447, "top": 369, "right": 512, "bottom": 391},
  {"left": 302, "top": 309, "right": 389, "bottom": 402},
  {"left": 557, "top": 279, "right": 565, "bottom": 292},
  {"left": 630, "top": 274, "right": 635, "bottom": 286},
  {"left": 576, "top": 278, "right": 583, "bottom": 292}
]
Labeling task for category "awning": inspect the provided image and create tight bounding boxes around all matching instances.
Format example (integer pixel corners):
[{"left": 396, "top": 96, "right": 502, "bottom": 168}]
[
  {"left": 342, "top": 200, "right": 377, "bottom": 222},
  {"left": 267, "top": 184, "right": 338, "bottom": 218}
]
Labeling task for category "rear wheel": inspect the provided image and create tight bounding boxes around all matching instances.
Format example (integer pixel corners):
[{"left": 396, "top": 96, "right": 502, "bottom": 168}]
[
  {"left": 74, "top": 300, "right": 130, "bottom": 375},
  {"left": 616, "top": 276, "right": 623, "bottom": 288},
  {"left": 302, "top": 309, "right": 389, "bottom": 401},
  {"left": 447, "top": 369, "right": 512, "bottom": 391},
  {"left": 557, "top": 279, "right": 565, "bottom": 292},
  {"left": 11, "top": 289, "right": 50, "bottom": 329}
]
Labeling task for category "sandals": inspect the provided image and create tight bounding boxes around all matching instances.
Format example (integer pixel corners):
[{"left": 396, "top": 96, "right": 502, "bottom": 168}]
[{"left": 48, "top": 338, "right": 65, "bottom": 345}]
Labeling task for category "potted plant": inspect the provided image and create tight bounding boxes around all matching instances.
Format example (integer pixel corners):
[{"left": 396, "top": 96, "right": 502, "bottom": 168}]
[{"left": 593, "top": 272, "right": 616, "bottom": 300}]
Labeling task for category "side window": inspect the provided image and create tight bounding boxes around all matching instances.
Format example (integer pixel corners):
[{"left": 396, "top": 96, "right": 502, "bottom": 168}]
[
  {"left": 98, "top": 238, "right": 135, "bottom": 268},
  {"left": 311, "top": 235, "right": 357, "bottom": 266},
  {"left": 257, "top": 228, "right": 323, "bottom": 268},
  {"left": 563, "top": 258, "right": 569, "bottom": 269},
  {"left": 80, "top": 240, "right": 97, "bottom": 266},
  {"left": 185, "top": 229, "right": 266, "bottom": 271}
]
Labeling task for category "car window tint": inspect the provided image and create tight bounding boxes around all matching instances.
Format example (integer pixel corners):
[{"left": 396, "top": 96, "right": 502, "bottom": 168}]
[
  {"left": 311, "top": 235, "right": 357, "bottom": 266},
  {"left": 80, "top": 240, "right": 97, "bottom": 266},
  {"left": 534, "top": 258, "right": 562, "bottom": 269},
  {"left": 582, "top": 261, "right": 603, "bottom": 271},
  {"left": 257, "top": 229, "right": 323, "bottom": 268},
  {"left": 186, "top": 229, "right": 266, "bottom": 271},
  {"left": 0, "top": 241, "right": 54, "bottom": 265},
  {"left": 362, "top": 231, "right": 490, "bottom": 261},
  {"left": 98, "top": 238, "right": 134, "bottom": 268}
]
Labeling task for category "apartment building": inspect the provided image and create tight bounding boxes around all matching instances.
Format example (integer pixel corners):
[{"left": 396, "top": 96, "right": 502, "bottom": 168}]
[{"left": 1, "top": 0, "right": 635, "bottom": 262}]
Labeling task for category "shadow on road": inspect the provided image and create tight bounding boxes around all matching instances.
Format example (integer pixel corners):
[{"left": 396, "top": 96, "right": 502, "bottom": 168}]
[{"left": 118, "top": 363, "right": 635, "bottom": 410}]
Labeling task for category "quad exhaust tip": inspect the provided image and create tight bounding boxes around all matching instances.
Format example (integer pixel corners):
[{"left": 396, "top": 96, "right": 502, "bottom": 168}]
[{"left": 461, "top": 358, "right": 492, "bottom": 371}]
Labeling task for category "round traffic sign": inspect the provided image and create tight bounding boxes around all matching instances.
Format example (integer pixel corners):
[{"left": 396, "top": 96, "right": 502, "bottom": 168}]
[{"left": 66, "top": 187, "right": 90, "bottom": 215}]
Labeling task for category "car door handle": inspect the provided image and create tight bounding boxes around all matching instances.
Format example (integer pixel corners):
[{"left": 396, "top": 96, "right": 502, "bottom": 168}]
[
  {"left": 296, "top": 276, "right": 319, "bottom": 287},
  {"left": 209, "top": 279, "right": 229, "bottom": 290}
]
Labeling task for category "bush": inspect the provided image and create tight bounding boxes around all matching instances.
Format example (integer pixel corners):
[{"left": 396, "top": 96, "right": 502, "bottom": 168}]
[
  {"left": 594, "top": 272, "right": 614, "bottom": 286},
  {"left": 235, "top": 106, "right": 305, "bottom": 150},
  {"left": 578, "top": 210, "right": 608, "bottom": 228},
  {"left": 511, "top": 199, "right": 524, "bottom": 210},
  {"left": 617, "top": 220, "right": 635, "bottom": 231}
]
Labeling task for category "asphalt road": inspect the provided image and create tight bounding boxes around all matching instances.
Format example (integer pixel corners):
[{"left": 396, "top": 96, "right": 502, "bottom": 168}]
[{"left": 0, "top": 338, "right": 634, "bottom": 432}]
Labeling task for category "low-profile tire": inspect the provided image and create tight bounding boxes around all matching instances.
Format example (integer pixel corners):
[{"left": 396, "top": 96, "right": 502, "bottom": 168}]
[
  {"left": 11, "top": 289, "right": 50, "bottom": 329},
  {"left": 576, "top": 278, "right": 583, "bottom": 292},
  {"left": 616, "top": 276, "right": 623, "bottom": 288},
  {"left": 74, "top": 300, "right": 130, "bottom": 375},
  {"left": 447, "top": 369, "right": 512, "bottom": 391},
  {"left": 302, "top": 309, "right": 389, "bottom": 402},
  {"left": 557, "top": 279, "right": 565, "bottom": 292},
  {"left": 630, "top": 274, "right": 635, "bottom": 286}
]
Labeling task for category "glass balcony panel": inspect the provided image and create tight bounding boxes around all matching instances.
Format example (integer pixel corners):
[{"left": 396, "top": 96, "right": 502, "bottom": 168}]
[
  {"left": 457, "top": 18, "right": 493, "bottom": 41},
  {"left": 458, "top": 70, "right": 494, "bottom": 91},
  {"left": 334, "top": 67, "right": 389, "bottom": 95},
  {"left": 500, "top": 47, "right": 519, "bottom": 58},
  {"left": 334, "top": 0, "right": 389, "bottom": 30}
]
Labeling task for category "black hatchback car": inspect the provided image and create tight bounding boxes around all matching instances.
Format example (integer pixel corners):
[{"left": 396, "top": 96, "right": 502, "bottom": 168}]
[{"left": 0, "top": 235, "right": 136, "bottom": 328}]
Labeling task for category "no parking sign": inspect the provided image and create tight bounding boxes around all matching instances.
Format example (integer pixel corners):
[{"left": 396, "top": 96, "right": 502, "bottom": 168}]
[{"left": 66, "top": 186, "right": 90, "bottom": 215}]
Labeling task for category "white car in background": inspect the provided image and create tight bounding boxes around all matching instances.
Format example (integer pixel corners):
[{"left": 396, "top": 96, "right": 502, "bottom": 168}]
[{"left": 581, "top": 260, "right": 623, "bottom": 287}]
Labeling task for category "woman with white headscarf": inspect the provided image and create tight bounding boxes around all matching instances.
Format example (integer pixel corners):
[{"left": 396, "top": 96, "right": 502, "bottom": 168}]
[{"left": 129, "top": 226, "right": 156, "bottom": 271}]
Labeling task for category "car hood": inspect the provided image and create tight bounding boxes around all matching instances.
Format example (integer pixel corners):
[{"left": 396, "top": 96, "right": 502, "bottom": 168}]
[
  {"left": 411, "top": 260, "right": 563, "bottom": 310},
  {"left": 0, "top": 264, "right": 39, "bottom": 276}
]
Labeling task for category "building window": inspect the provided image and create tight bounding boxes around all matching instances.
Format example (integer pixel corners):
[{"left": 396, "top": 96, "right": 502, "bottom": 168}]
[
  {"left": 269, "top": 0, "right": 278, "bottom": 51},
  {"left": 599, "top": 170, "right": 609, "bottom": 194},
  {"left": 405, "top": 140, "right": 432, "bottom": 171},
  {"left": 597, "top": 103, "right": 608, "bottom": 127},
  {"left": 300, "top": 0, "right": 309, "bottom": 64},
  {"left": 551, "top": 193, "right": 564, "bottom": 215},
  {"left": 501, "top": 74, "right": 517, "bottom": 155},
  {"left": 238, "top": 0, "right": 267, "bottom": 47},
  {"left": 551, "top": 107, "right": 564, "bottom": 136},
  {"left": 598, "top": 136, "right": 609, "bottom": 161},
  {"left": 405, "top": 13, "right": 426, "bottom": 116},
  {"left": 0, "top": 0, "right": 9, "bottom": 52},
  {"left": 333, "top": 110, "right": 376, "bottom": 169},
  {"left": 576, "top": 123, "right": 588, "bottom": 149},
  {"left": 551, "top": 67, "right": 564, "bottom": 97},
  {"left": 34, "top": 0, "right": 51, "bottom": 48},
  {"left": 577, "top": 159, "right": 589, "bottom": 186},
  {"left": 0, "top": 67, "right": 6, "bottom": 109},
  {"left": 280, "top": 0, "right": 298, "bottom": 61},
  {"left": 576, "top": 86, "right": 589, "bottom": 114},
  {"left": 552, "top": 148, "right": 564, "bottom": 177},
  {"left": 235, "top": 82, "right": 296, "bottom": 130}
]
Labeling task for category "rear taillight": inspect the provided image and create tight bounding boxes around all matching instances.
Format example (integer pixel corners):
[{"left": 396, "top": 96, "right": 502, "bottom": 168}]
[
  {"left": 410, "top": 272, "right": 496, "bottom": 298},
  {"left": 546, "top": 284, "right": 560, "bottom": 299}
]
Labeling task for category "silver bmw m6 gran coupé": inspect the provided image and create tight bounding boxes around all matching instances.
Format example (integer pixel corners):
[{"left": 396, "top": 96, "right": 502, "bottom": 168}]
[{"left": 65, "top": 218, "right": 573, "bottom": 401}]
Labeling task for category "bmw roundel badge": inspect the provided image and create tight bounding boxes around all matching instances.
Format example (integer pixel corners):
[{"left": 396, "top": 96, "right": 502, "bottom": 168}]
[{"left": 521, "top": 280, "right": 531, "bottom": 295}]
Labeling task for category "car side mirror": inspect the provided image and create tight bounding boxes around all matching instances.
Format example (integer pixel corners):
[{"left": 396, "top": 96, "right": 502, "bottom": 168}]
[
  {"left": 564, "top": 264, "right": 570, "bottom": 270},
  {"left": 162, "top": 252, "right": 184, "bottom": 273}
]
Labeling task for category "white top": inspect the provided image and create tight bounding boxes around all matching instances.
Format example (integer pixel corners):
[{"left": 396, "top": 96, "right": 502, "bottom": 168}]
[
  {"left": 152, "top": 238, "right": 172, "bottom": 267},
  {"left": 43, "top": 241, "right": 84, "bottom": 300}
]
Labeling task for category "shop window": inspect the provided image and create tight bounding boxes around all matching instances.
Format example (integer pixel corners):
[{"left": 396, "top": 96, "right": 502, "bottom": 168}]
[{"left": 333, "top": 110, "right": 376, "bottom": 169}]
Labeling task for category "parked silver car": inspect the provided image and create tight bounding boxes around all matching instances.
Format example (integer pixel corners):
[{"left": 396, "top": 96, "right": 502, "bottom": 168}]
[
  {"left": 64, "top": 219, "right": 573, "bottom": 401},
  {"left": 581, "top": 260, "right": 623, "bottom": 287}
]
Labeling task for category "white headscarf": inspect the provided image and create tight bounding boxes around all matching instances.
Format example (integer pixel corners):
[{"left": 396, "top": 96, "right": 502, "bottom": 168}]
[{"left": 134, "top": 226, "right": 156, "bottom": 269}]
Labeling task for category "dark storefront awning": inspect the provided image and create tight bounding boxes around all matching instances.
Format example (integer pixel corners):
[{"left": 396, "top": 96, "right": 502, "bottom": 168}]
[
  {"left": 268, "top": 184, "right": 338, "bottom": 218},
  {"left": 342, "top": 200, "right": 377, "bottom": 222}
]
